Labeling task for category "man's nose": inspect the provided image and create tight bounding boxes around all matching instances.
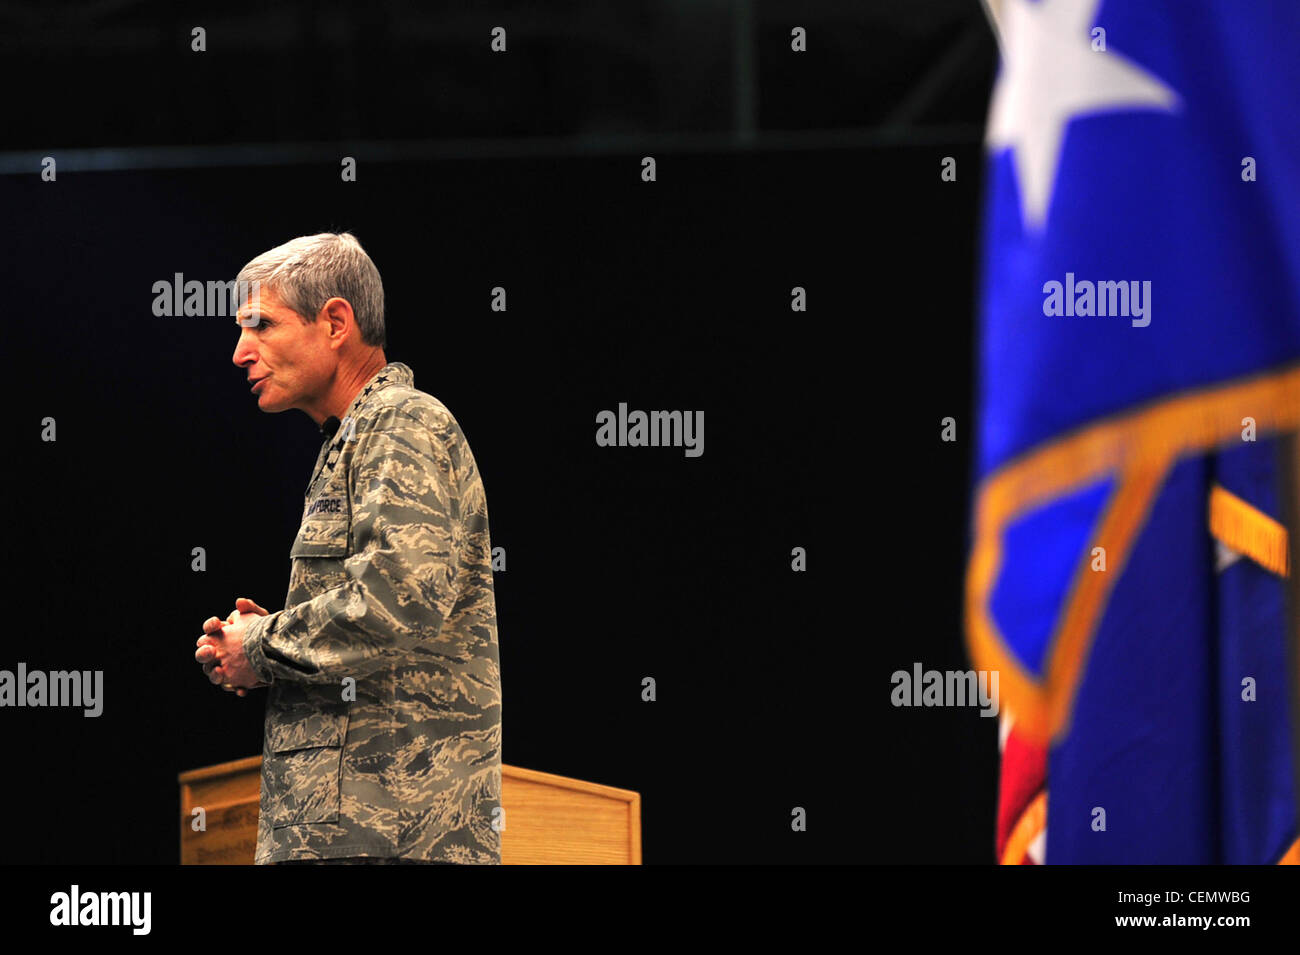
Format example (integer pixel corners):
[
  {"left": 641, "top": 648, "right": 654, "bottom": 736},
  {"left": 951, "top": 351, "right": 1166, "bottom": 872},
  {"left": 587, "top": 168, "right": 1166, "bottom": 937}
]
[{"left": 232, "top": 330, "right": 257, "bottom": 367}]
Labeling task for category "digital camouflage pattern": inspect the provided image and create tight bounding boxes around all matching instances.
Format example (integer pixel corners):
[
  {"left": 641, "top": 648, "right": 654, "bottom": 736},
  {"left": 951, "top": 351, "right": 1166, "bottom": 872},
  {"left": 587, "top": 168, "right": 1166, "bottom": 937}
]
[{"left": 241, "top": 362, "right": 502, "bottom": 864}]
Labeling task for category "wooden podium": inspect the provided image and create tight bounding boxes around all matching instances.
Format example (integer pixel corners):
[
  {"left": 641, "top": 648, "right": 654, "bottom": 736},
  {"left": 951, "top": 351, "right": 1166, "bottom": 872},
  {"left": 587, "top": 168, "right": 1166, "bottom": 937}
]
[{"left": 179, "top": 757, "right": 641, "bottom": 865}]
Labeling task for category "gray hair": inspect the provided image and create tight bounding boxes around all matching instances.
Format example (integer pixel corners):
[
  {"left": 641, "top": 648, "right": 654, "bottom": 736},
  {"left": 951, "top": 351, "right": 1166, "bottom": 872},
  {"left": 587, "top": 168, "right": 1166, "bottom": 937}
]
[{"left": 235, "top": 231, "right": 386, "bottom": 348}]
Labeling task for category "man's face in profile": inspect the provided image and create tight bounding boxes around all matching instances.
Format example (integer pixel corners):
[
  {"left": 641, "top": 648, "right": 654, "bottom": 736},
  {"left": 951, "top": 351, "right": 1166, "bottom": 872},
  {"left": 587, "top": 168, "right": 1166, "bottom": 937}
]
[{"left": 232, "top": 287, "right": 332, "bottom": 413}]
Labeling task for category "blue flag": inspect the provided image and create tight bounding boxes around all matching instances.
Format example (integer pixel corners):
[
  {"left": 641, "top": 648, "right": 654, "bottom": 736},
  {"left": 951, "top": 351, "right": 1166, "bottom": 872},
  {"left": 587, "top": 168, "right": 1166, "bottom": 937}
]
[{"left": 969, "top": 0, "right": 1300, "bottom": 864}]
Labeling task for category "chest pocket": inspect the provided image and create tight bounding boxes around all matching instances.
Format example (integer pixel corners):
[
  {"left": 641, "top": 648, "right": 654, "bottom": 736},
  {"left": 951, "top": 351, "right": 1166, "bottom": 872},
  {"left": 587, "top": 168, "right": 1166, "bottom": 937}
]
[{"left": 291, "top": 510, "right": 350, "bottom": 559}]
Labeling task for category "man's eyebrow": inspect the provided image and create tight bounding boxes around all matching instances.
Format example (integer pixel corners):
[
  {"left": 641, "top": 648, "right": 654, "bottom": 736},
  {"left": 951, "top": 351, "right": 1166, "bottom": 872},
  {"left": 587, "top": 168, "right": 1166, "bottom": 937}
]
[{"left": 235, "top": 311, "right": 268, "bottom": 326}]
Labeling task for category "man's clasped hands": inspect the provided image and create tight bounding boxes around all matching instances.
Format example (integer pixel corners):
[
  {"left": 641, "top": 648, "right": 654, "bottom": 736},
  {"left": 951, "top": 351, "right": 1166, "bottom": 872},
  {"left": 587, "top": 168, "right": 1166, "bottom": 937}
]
[{"left": 195, "top": 597, "right": 273, "bottom": 696}]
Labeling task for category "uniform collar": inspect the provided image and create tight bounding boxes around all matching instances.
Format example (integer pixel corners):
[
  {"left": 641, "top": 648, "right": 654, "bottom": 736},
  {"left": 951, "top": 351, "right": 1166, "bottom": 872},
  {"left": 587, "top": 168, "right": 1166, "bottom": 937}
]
[{"left": 319, "top": 362, "right": 413, "bottom": 437}]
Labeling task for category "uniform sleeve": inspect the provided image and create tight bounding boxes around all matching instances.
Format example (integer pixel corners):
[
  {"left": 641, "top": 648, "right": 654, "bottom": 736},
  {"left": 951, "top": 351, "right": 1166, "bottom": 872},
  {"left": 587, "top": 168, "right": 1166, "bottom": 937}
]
[{"left": 242, "top": 405, "right": 461, "bottom": 685}]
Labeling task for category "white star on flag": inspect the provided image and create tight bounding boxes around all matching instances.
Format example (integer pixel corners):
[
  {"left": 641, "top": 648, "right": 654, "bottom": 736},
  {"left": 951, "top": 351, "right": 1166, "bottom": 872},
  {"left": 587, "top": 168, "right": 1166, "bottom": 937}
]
[{"left": 984, "top": 0, "right": 1180, "bottom": 231}]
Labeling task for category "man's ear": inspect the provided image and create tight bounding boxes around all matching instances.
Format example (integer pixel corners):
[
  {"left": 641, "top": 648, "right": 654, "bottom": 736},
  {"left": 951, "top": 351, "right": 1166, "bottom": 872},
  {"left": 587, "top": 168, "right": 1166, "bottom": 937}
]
[{"left": 320, "top": 297, "right": 355, "bottom": 348}]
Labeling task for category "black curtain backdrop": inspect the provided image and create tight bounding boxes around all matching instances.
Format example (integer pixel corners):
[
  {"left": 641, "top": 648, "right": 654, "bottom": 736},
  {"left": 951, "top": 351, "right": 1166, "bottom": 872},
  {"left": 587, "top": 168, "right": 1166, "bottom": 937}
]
[{"left": 1, "top": 142, "right": 991, "bottom": 863}]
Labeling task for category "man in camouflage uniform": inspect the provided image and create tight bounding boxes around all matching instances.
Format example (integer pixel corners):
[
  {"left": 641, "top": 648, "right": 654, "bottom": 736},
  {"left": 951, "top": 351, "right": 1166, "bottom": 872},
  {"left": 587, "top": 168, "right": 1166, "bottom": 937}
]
[{"left": 194, "top": 232, "right": 502, "bottom": 864}]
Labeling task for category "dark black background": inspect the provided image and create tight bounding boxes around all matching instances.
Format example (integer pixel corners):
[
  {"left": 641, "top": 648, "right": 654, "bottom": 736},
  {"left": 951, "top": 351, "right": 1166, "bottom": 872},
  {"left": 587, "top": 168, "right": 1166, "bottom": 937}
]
[{"left": 0, "top": 1, "right": 997, "bottom": 864}]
